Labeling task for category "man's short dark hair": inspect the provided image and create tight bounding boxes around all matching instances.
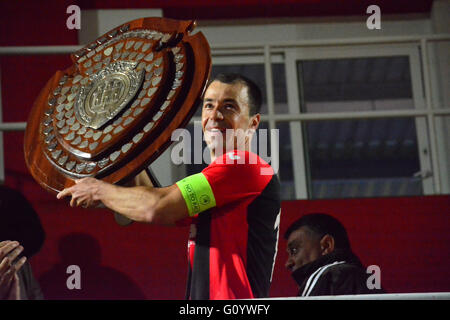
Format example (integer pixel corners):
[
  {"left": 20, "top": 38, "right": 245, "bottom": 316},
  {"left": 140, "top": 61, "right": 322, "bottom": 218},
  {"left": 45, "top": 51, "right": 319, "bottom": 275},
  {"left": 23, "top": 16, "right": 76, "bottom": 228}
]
[
  {"left": 208, "top": 73, "right": 262, "bottom": 116},
  {"left": 284, "top": 213, "right": 351, "bottom": 249}
]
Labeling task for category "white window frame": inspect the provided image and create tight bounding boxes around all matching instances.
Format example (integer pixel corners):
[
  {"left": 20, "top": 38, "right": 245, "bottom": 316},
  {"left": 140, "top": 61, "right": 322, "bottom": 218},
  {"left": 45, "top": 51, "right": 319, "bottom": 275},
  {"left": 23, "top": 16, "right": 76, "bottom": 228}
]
[{"left": 284, "top": 44, "right": 434, "bottom": 198}]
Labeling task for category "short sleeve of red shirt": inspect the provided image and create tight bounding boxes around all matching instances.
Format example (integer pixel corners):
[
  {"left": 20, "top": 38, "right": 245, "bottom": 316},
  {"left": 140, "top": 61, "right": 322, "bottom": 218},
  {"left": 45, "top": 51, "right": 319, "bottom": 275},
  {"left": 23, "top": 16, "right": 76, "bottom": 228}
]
[{"left": 201, "top": 150, "right": 274, "bottom": 208}]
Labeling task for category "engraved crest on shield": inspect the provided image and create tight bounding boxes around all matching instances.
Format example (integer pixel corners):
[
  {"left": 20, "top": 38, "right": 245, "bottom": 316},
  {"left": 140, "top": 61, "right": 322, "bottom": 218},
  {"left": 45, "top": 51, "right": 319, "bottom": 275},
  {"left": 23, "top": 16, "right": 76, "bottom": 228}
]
[{"left": 74, "top": 61, "right": 144, "bottom": 129}]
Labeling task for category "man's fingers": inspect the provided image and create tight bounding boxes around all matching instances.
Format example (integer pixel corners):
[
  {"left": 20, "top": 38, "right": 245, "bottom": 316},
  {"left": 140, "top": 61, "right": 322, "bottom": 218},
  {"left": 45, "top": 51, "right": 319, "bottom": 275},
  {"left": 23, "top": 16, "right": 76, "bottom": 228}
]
[
  {"left": 0, "top": 241, "right": 19, "bottom": 259},
  {"left": 57, "top": 189, "right": 68, "bottom": 199},
  {"left": 0, "top": 241, "right": 23, "bottom": 300},
  {"left": 8, "top": 246, "right": 24, "bottom": 265},
  {"left": 76, "top": 198, "right": 84, "bottom": 207},
  {"left": 76, "top": 196, "right": 90, "bottom": 208},
  {"left": 70, "top": 196, "right": 76, "bottom": 207},
  {"left": 0, "top": 241, "right": 11, "bottom": 248},
  {"left": 0, "top": 245, "right": 23, "bottom": 272},
  {"left": 0, "top": 267, "right": 14, "bottom": 286},
  {"left": 57, "top": 186, "right": 75, "bottom": 199},
  {"left": 59, "top": 187, "right": 83, "bottom": 207},
  {"left": 0, "top": 257, "right": 9, "bottom": 274},
  {"left": 0, "top": 243, "right": 23, "bottom": 276},
  {"left": 70, "top": 193, "right": 85, "bottom": 207},
  {"left": 57, "top": 179, "right": 97, "bottom": 207},
  {"left": 12, "top": 256, "right": 27, "bottom": 272}
]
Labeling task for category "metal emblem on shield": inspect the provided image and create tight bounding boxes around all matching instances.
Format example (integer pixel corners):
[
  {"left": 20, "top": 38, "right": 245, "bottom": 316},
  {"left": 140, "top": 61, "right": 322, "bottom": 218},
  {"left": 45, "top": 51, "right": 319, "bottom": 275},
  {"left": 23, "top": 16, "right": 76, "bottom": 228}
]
[{"left": 75, "top": 61, "right": 144, "bottom": 129}]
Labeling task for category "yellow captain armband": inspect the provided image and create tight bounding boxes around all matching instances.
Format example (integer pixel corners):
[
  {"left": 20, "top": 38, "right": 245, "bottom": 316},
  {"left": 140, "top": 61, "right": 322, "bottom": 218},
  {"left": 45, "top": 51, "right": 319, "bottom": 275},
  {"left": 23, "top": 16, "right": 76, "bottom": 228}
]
[{"left": 176, "top": 173, "right": 216, "bottom": 217}]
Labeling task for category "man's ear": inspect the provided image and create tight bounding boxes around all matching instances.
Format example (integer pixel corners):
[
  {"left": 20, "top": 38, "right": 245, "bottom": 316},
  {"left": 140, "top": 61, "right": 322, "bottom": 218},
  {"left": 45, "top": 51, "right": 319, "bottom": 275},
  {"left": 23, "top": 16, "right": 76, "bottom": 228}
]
[
  {"left": 320, "top": 234, "right": 335, "bottom": 255},
  {"left": 249, "top": 113, "right": 260, "bottom": 131}
]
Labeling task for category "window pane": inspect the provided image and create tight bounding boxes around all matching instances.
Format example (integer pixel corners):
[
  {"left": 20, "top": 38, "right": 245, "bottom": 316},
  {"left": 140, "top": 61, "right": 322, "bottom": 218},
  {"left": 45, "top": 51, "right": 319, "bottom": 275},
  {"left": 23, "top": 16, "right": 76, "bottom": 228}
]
[
  {"left": 297, "top": 56, "right": 425, "bottom": 199},
  {"left": 435, "top": 116, "right": 450, "bottom": 194},
  {"left": 276, "top": 122, "right": 295, "bottom": 200},
  {"left": 303, "top": 118, "right": 423, "bottom": 199},
  {"left": 272, "top": 63, "right": 289, "bottom": 113},
  {"left": 428, "top": 40, "right": 450, "bottom": 109},
  {"left": 252, "top": 121, "right": 295, "bottom": 200},
  {"left": 298, "top": 56, "right": 415, "bottom": 113}
]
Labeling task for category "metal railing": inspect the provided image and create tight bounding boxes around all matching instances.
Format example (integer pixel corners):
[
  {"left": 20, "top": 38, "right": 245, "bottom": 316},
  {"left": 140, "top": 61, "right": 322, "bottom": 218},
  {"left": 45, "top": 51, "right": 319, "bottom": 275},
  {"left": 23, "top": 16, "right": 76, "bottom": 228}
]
[{"left": 264, "top": 292, "right": 450, "bottom": 300}]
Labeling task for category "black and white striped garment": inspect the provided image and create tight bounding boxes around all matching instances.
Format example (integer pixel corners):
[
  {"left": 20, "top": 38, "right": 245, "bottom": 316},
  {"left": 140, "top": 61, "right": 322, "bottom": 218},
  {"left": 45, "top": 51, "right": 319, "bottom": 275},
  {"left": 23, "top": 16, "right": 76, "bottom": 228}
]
[{"left": 291, "top": 249, "right": 385, "bottom": 296}]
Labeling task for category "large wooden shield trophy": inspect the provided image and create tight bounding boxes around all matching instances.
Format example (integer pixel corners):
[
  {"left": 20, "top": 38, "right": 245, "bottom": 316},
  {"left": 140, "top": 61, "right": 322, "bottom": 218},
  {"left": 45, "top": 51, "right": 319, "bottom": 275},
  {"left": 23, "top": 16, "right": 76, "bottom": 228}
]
[{"left": 24, "top": 18, "right": 211, "bottom": 196}]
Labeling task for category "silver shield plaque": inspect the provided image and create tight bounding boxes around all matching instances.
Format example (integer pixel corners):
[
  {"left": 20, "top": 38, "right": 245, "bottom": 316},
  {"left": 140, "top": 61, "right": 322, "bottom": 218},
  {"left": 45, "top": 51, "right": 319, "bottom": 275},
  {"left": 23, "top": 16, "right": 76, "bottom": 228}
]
[{"left": 75, "top": 61, "right": 144, "bottom": 129}]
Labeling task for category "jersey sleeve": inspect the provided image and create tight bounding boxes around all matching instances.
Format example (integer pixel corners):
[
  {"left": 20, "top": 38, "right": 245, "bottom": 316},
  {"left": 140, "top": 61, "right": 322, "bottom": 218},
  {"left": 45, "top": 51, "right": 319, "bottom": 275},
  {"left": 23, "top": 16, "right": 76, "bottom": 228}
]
[
  {"left": 201, "top": 150, "right": 274, "bottom": 208},
  {"left": 175, "top": 150, "right": 274, "bottom": 217}
]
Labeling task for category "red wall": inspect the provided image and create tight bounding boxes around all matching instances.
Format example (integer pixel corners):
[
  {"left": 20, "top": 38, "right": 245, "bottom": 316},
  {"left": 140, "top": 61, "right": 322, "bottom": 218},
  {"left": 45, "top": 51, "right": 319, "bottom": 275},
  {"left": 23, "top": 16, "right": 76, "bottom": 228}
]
[
  {"left": 19, "top": 190, "right": 450, "bottom": 299},
  {"left": 275, "top": 196, "right": 450, "bottom": 296},
  {"left": 79, "top": 0, "right": 433, "bottom": 19}
]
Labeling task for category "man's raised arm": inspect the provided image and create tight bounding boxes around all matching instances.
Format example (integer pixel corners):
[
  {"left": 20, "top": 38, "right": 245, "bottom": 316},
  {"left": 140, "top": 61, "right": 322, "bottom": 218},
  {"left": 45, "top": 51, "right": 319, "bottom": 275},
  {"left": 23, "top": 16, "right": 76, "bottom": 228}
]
[{"left": 57, "top": 177, "right": 188, "bottom": 226}]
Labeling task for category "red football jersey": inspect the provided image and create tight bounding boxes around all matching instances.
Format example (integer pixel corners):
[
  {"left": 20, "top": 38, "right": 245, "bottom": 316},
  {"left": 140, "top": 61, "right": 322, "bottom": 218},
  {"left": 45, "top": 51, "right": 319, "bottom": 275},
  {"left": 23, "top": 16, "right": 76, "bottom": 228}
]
[{"left": 185, "top": 150, "right": 281, "bottom": 300}]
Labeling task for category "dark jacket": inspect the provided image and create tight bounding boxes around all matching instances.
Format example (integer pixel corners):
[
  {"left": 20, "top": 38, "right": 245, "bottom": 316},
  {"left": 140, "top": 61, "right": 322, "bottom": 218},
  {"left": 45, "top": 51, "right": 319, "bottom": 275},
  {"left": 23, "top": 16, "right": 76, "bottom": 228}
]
[
  {"left": 292, "top": 249, "right": 385, "bottom": 297},
  {"left": 18, "top": 261, "right": 44, "bottom": 300}
]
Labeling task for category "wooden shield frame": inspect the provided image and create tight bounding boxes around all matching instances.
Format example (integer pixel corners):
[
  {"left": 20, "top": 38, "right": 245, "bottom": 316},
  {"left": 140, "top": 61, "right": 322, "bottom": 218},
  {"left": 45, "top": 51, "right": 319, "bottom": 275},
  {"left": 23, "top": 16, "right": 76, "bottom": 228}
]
[{"left": 24, "top": 17, "right": 211, "bottom": 194}]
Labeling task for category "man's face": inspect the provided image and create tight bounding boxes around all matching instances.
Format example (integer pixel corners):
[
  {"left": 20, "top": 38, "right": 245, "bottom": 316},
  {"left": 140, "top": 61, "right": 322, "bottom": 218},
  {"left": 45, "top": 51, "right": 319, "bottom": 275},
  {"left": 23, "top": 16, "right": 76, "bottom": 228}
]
[
  {"left": 285, "top": 226, "right": 323, "bottom": 273},
  {"left": 201, "top": 80, "right": 258, "bottom": 154}
]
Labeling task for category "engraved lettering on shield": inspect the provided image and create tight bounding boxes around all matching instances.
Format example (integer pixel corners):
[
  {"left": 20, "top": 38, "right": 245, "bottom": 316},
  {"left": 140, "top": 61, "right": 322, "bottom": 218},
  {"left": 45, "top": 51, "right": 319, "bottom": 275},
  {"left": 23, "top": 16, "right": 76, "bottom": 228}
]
[
  {"left": 75, "top": 61, "right": 144, "bottom": 129},
  {"left": 88, "top": 74, "right": 128, "bottom": 120}
]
